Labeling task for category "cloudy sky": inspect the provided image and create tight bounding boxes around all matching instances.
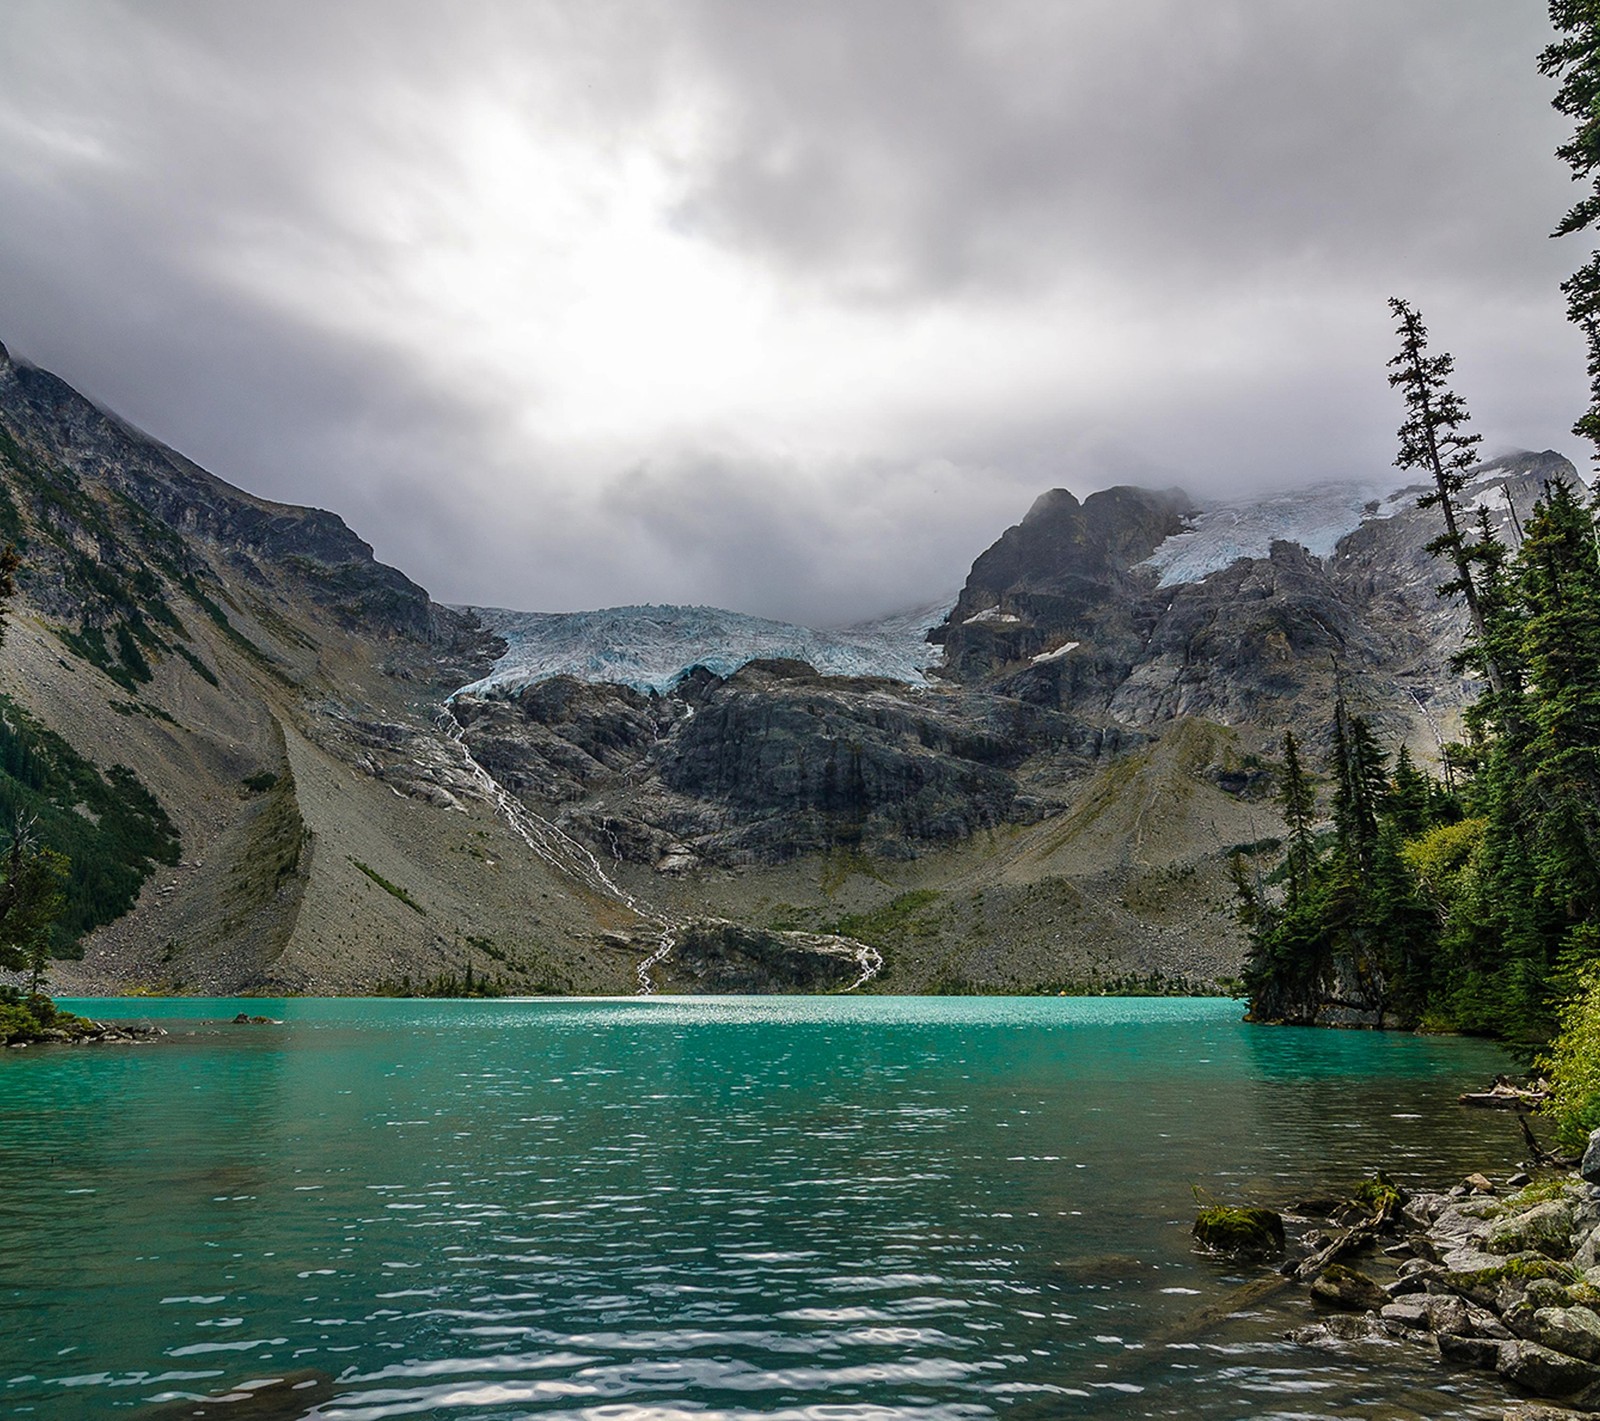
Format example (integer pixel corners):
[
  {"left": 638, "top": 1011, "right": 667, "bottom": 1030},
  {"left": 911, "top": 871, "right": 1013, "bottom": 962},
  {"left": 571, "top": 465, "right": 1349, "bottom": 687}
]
[{"left": 0, "top": 1, "right": 1585, "bottom": 624}]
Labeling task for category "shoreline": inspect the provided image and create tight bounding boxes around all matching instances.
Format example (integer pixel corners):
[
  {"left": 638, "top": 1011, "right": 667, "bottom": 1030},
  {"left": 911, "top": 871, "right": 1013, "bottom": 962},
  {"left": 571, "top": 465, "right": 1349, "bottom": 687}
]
[{"left": 1265, "top": 1147, "right": 1600, "bottom": 1415}]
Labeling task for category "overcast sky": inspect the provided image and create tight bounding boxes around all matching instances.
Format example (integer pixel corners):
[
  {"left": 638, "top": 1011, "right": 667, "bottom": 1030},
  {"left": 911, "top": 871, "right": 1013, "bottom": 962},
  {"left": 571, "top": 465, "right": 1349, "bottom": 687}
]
[{"left": 0, "top": 1, "right": 1585, "bottom": 624}]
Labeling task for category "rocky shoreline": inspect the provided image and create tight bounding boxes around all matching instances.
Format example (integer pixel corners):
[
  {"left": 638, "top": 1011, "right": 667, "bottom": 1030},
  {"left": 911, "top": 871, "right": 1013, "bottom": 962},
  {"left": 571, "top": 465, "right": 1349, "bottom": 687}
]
[
  {"left": 2, "top": 1014, "right": 167, "bottom": 1047},
  {"left": 1278, "top": 1142, "right": 1600, "bottom": 1416}
]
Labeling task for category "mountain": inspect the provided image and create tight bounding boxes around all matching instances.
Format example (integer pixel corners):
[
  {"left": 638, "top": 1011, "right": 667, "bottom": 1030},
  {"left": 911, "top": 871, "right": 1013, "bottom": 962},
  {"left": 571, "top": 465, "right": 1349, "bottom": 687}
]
[
  {"left": 0, "top": 336, "right": 1573, "bottom": 996},
  {"left": 0, "top": 338, "right": 632, "bottom": 995}
]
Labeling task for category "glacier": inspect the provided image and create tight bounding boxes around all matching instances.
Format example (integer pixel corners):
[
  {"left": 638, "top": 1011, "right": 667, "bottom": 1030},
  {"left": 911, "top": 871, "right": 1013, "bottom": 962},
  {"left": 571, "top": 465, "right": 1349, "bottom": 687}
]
[
  {"left": 453, "top": 598, "right": 957, "bottom": 698},
  {"left": 1140, "top": 478, "right": 1424, "bottom": 588}
]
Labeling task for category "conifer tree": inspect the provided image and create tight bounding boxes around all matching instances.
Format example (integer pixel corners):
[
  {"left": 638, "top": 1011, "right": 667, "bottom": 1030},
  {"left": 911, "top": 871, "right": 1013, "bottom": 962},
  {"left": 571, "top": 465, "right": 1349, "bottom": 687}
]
[
  {"left": 1517, "top": 479, "right": 1600, "bottom": 944},
  {"left": 1331, "top": 697, "right": 1387, "bottom": 877},
  {"left": 0, "top": 820, "right": 68, "bottom": 988},
  {"left": 1387, "top": 298, "right": 1503, "bottom": 696},
  {"left": 1279, "top": 730, "right": 1317, "bottom": 907},
  {"left": 1541, "top": 3, "right": 1600, "bottom": 458},
  {"left": 1387, "top": 745, "right": 1431, "bottom": 840}
]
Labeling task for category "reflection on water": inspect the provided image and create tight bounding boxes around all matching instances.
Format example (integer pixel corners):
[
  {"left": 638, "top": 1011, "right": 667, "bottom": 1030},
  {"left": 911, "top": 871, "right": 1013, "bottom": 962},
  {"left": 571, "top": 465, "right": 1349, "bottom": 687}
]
[{"left": 0, "top": 996, "right": 1526, "bottom": 1418}]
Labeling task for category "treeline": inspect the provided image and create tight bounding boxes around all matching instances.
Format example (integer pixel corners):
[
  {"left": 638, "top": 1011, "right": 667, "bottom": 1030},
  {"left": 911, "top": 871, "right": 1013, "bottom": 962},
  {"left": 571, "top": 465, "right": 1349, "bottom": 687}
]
[
  {"left": 1235, "top": 470, "right": 1600, "bottom": 1039},
  {"left": 1236, "top": 296, "right": 1600, "bottom": 1143}
]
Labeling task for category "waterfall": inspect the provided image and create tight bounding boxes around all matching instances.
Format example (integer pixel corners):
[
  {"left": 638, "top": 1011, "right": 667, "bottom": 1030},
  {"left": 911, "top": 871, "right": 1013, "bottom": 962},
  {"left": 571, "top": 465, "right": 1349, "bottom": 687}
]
[{"left": 434, "top": 704, "right": 678, "bottom": 993}]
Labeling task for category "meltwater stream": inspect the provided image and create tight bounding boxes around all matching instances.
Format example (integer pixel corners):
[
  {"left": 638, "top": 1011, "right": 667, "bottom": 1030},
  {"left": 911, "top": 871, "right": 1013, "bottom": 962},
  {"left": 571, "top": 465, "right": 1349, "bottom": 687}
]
[
  {"left": 2, "top": 997, "right": 1528, "bottom": 1420},
  {"left": 433, "top": 707, "right": 681, "bottom": 994}
]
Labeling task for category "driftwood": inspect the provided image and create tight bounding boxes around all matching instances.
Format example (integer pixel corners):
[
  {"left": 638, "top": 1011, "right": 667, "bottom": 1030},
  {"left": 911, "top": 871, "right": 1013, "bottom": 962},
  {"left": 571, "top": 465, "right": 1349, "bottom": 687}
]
[
  {"left": 1005, "top": 1270, "right": 1299, "bottom": 1417},
  {"left": 1459, "top": 1074, "right": 1551, "bottom": 1111},
  {"left": 1289, "top": 1202, "right": 1393, "bottom": 1282}
]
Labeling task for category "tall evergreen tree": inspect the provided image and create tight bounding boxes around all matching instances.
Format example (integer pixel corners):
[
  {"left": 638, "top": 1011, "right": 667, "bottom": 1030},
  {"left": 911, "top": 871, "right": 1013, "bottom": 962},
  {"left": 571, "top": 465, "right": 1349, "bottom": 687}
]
[
  {"left": 1279, "top": 730, "right": 1317, "bottom": 907},
  {"left": 0, "top": 820, "right": 67, "bottom": 986},
  {"left": 1388, "top": 745, "right": 1431, "bottom": 840},
  {"left": 1331, "top": 696, "right": 1388, "bottom": 878},
  {"left": 1387, "top": 298, "right": 1503, "bottom": 696},
  {"left": 1542, "top": 3, "right": 1600, "bottom": 459},
  {"left": 1518, "top": 479, "right": 1600, "bottom": 949}
]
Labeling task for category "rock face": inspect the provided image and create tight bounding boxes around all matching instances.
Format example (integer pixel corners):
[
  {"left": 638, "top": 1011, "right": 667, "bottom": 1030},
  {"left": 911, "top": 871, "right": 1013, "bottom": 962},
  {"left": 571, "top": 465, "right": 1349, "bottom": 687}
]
[
  {"left": 0, "top": 340, "right": 646, "bottom": 998},
  {"left": 0, "top": 345, "right": 481, "bottom": 651},
  {"left": 934, "top": 485, "right": 1193, "bottom": 682},
  {"left": 451, "top": 659, "right": 1103, "bottom": 870},
  {"left": 659, "top": 920, "right": 870, "bottom": 994}
]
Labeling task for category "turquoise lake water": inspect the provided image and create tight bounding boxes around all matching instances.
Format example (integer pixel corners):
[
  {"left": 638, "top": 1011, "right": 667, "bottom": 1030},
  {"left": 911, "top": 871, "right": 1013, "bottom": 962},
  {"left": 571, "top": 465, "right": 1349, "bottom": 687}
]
[{"left": 0, "top": 996, "right": 1532, "bottom": 1419}]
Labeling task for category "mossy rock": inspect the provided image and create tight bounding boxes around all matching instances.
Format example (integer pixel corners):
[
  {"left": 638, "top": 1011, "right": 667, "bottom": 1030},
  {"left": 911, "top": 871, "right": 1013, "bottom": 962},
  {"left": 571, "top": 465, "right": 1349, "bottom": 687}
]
[
  {"left": 1310, "top": 1262, "right": 1389, "bottom": 1311},
  {"left": 1194, "top": 1205, "right": 1285, "bottom": 1258},
  {"left": 1351, "top": 1173, "right": 1403, "bottom": 1217},
  {"left": 1488, "top": 1200, "right": 1576, "bottom": 1259},
  {"left": 1442, "top": 1254, "right": 1575, "bottom": 1310}
]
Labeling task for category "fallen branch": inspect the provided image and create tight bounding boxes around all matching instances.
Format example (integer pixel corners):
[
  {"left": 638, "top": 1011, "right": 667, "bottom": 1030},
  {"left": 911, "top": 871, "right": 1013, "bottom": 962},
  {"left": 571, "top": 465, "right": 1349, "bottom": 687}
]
[{"left": 1517, "top": 1111, "right": 1574, "bottom": 1169}]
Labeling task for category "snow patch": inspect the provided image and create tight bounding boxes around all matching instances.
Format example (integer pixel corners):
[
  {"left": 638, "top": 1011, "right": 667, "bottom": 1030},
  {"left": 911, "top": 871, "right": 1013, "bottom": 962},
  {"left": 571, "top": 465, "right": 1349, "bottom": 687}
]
[{"left": 1031, "top": 641, "right": 1080, "bottom": 664}]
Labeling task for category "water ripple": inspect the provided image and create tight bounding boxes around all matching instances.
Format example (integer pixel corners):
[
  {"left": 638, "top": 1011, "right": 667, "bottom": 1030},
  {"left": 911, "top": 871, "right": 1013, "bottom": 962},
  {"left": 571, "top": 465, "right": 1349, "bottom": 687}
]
[{"left": 2, "top": 996, "right": 1526, "bottom": 1419}]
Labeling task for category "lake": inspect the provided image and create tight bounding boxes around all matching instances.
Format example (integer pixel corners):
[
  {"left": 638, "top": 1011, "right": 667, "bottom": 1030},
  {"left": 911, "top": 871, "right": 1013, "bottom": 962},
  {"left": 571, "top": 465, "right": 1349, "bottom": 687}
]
[{"left": 0, "top": 996, "right": 1530, "bottom": 1419}]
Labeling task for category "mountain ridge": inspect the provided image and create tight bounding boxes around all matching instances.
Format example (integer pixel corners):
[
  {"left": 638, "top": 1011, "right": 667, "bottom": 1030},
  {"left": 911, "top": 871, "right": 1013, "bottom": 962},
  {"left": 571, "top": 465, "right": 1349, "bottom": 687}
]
[{"left": 0, "top": 337, "right": 1572, "bottom": 996}]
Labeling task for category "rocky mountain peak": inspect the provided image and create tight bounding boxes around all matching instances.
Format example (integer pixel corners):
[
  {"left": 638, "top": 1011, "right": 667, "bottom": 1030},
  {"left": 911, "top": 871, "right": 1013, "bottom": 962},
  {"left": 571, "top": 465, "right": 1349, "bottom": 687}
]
[{"left": 934, "top": 482, "right": 1193, "bottom": 680}]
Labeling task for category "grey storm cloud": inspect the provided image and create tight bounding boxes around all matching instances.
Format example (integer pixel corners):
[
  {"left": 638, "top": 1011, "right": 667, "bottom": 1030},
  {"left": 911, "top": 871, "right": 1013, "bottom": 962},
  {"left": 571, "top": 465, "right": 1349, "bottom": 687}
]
[{"left": 0, "top": 0, "right": 1587, "bottom": 626}]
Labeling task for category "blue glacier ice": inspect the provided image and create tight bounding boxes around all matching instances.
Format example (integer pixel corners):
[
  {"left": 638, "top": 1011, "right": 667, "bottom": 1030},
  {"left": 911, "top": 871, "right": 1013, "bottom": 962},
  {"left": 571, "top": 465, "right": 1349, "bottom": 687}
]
[
  {"left": 454, "top": 598, "right": 956, "bottom": 697},
  {"left": 1140, "top": 478, "right": 1421, "bottom": 587}
]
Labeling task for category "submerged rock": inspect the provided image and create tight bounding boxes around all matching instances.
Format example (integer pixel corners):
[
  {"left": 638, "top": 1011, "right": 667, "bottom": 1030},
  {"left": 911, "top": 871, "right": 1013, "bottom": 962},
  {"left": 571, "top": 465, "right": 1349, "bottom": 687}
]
[{"left": 128, "top": 1368, "right": 335, "bottom": 1418}]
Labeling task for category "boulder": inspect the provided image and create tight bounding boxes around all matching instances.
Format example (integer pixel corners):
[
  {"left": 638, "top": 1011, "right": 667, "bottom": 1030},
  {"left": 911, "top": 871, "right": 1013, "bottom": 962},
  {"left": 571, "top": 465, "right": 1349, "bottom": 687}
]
[
  {"left": 1193, "top": 1206, "right": 1284, "bottom": 1259},
  {"left": 1442, "top": 1245, "right": 1512, "bottom": 1274},
  {"left": 1292, "top": 1313, "right": 1387, "bottom": 1345},
  {"left": 1489, "top": 1201, "right": 1577, "bottom": 1259},
  {"left": 1421, "top": 1295, "right": 1471, "bottom": 1336},
  {"left": 1464, "top": 1302, "right": 1515, "bottom": 1340},
  {"left": 1380, "top": 1298, "right": 1431, "bottom": 1330},
  {"left": 1580, "top": 1129, "right": 1600, "bottom": 1187},
  {"left": 1310, "top": 1263, "right": 1389, "bottom": 1312},
  {"left": 1531, "top": 1306, "right": 1600, "bottom": 1364},
  {"left": 1404, "top": 1191, "right": 1451, "bottom": 1227},
  {"left": 1437, "top": 1332, "right": 1502, "bottom": 1369},
  {"left": 1526, "top": 1279, "right": 1576, "bottom": 1312},
  {"left": 1497, "top": 1339, "right": 1600, "bottom": 1398},
  {"left": 1574, "top": 1226, "right": 1600, "bottom": 1273}
]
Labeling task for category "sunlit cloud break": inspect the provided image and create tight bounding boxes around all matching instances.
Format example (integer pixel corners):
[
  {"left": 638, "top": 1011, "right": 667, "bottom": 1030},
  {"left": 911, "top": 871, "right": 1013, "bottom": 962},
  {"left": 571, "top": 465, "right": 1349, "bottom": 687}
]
[{"left": 0, "top": 0, "right": 1583, "bottom": 623}]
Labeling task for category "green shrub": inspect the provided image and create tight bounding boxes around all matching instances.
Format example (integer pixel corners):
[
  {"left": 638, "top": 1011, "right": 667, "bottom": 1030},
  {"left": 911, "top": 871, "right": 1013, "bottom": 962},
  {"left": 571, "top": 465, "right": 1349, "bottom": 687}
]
[{"left": 1539, "top": 964, "right": 1600, "bottom": 1149}]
